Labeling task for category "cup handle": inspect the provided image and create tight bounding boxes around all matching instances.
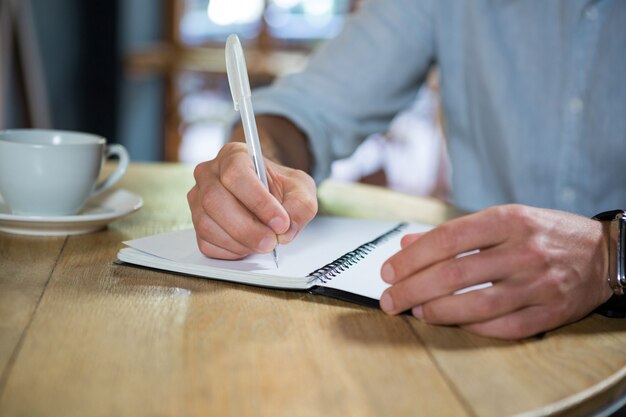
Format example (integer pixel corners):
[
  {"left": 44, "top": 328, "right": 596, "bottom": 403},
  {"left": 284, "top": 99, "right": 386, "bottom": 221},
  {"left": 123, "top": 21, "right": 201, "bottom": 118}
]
[{"left": 92, "top": 144, "right": 130, "bottom": 196}]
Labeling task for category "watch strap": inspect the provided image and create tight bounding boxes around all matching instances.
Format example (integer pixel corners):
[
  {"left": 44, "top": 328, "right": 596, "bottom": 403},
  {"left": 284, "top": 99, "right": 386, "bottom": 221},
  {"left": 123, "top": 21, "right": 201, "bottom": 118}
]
[
  {"left": 595, "top": 295, "right": 626, "bottom": 318},
  {"left": 592, "top": 209, "right": 626, "bottom": 222},
  {"left": 593, "top": 210, "right": 626, "bottom": 318}
]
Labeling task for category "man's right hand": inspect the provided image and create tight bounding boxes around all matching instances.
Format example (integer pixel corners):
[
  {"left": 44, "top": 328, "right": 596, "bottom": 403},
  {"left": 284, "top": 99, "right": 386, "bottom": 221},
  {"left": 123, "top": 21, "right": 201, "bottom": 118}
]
[{"left": 187, "top": 142, "right": 318, "bottom": 260}]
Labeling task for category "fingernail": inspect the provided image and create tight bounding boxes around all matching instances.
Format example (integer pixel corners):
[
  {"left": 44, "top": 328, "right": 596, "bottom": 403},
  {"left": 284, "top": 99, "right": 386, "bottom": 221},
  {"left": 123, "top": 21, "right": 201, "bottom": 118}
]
[
  {"left": 412, "top": 305, "right": 424, "bottom": 320},
  {"left": 381, "top": 263, "right": 395, "bottom": 283},
  {"left": 257, "top": 236, "right": 276, "bottom": 252},
  {"left": 380, "top": 291, "right": 394, "bottom": 313},
  {"left": 269, "top": 217, "right": 285, "bottom": 234},
  {"left": 279, "top": 221, "right": 298, "bottom": 244}
]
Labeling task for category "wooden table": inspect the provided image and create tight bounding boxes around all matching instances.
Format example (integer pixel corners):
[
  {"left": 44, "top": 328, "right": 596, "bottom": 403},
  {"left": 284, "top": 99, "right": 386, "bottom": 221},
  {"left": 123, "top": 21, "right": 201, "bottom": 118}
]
[{"left": 2, "top": 163, "right": 626, "bottom": 417}]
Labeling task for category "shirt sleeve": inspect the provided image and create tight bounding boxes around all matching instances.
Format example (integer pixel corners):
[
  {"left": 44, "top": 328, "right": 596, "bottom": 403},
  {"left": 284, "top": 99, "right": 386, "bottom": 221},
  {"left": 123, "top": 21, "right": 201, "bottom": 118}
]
[{"left": 252, "top": 0, "right": 436, "bottom": 183}]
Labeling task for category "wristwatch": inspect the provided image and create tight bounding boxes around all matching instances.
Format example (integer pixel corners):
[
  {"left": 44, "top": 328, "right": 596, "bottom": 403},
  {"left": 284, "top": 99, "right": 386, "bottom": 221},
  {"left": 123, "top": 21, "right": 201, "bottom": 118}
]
[{"left": 593, "top": 210, "right": 626, "bottom": 318}]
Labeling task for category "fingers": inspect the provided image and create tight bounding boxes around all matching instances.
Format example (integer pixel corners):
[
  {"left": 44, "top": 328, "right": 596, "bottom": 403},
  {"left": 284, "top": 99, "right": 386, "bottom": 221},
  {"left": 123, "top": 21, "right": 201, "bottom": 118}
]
[
  {"left": 461, "top": 304, "right": 568, "bottom": 340},
  {"left": 194, "top": 209, "right": 275, "bottom": 258},
  {"left": 189, "top": 156, "right": 278, "bottom": 258},
  {"left": 400, "top": 232, "right": 425, "bottom": 249},
  {"left": 189, "top": 176, "right": 277, "bottom": 258},
  {"left": 380, "top": 246, "right": 514, "bottom": 315},
  {"left": 218, "top": 144, "right": 290, "bottom": 235},
  {"left": 382, "top": 207, "right": 516, "bottom": 285},
  {"left": 197, "top": 175, "right": 277, "bottom": 252},
  {"left": 403, "top": 277, "right": 571, "bottom": 339},
  {"left": 196, "top": 237, "right": 248, "bottom": 260},
  {"left": 410, "top": 279, "right": 532, "bottom": 325}
]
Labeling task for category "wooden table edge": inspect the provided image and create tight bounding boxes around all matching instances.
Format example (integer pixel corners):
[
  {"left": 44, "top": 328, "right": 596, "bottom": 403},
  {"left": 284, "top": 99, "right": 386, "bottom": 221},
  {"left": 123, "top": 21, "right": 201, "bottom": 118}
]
[{"left": 509, "top": 359, "right": 626, "bottom": 417}]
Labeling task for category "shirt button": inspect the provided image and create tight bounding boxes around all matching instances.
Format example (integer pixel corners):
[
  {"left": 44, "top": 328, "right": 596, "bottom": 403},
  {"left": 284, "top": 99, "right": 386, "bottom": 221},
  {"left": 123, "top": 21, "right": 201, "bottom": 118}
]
[
  {"left": 585, "top": 6, "right": 598, "bottom": 20},
  {"left": 569, "top": 97, "right": 584, "bottom": 113},
  {"left": 561, "top": 187, "right": 577, "bottom": 204}
]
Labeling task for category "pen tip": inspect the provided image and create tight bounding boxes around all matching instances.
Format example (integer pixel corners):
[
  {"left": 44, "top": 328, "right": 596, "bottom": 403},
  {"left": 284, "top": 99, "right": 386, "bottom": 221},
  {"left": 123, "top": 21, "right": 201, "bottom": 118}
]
[{"left": 273, "top": 249, "right": 279, "bottom": 268}]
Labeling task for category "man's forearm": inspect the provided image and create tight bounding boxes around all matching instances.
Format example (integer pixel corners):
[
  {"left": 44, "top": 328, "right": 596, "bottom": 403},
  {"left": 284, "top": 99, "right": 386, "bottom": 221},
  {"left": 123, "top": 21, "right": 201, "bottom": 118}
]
[{"left": 229, "top": 115, "right": 313, "bottom": 174}]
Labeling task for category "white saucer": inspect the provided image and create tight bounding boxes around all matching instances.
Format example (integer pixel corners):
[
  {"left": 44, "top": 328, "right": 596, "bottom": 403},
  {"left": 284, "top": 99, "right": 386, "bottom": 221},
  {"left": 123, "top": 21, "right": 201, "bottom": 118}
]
[{"left": 0, "top": 189, "right": 143, "bottom": 236}]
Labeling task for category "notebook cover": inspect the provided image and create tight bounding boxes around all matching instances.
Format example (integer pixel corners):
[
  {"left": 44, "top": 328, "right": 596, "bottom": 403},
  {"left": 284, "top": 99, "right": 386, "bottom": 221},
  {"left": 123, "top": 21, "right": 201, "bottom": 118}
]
[{"left": 308, "top": 285, "right": 380, "bottom": 309}]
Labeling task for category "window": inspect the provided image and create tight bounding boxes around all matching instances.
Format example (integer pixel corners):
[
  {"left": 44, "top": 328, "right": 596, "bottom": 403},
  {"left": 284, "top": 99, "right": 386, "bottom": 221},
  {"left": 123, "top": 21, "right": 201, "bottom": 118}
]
[{"left": 176, "top": 0, "right": 354, "bottom": 165}]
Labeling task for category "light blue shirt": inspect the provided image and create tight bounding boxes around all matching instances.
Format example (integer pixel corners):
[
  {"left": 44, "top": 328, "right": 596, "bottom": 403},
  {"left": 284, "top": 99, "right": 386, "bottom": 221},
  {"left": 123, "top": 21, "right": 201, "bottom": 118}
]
[{"left": 252, "top": 0, "right": 626, "bottom": 216}]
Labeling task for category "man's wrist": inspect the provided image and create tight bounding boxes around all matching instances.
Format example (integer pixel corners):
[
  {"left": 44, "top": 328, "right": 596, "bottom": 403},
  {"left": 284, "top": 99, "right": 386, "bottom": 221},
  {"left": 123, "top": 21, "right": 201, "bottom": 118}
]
[
  {"left": 593, "top": 210, "right": 626, "bottom": 318},
  {"left": 229, "top": 115, "right": 313, "bottom": 173}
]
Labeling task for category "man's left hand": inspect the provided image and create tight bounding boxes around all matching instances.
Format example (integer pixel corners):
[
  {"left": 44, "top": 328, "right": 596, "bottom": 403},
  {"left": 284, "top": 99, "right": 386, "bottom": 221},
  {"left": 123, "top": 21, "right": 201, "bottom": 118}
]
[{"left": 379, "top": 204, "right": 613, "bottom": 339}]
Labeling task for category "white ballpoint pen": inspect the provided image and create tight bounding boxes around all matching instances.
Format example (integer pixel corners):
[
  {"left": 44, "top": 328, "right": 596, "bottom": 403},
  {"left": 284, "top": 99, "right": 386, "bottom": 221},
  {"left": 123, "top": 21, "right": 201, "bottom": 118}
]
[{"left": 225, "top": 34, "right": 279, "bottom": 267}]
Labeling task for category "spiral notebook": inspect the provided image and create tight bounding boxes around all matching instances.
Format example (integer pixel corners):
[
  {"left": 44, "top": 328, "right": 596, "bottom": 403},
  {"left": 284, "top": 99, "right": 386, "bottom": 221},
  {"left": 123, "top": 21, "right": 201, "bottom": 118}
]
[{"left": 116, "top": 216, "right": 432, "bottom": 307}]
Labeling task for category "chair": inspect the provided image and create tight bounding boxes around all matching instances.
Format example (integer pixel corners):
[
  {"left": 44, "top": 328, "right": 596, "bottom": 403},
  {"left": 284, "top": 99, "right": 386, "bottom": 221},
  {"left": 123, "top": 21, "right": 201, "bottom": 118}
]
[{"left": 0, "top": 0, "right": 51, "bottom": 129}]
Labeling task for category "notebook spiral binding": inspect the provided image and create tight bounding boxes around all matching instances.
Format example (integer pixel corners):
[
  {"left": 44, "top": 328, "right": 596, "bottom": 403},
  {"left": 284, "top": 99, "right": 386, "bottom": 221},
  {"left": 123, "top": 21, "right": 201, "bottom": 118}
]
[{"left": 306, "top": 223, "right": 408, "bottom": 284}]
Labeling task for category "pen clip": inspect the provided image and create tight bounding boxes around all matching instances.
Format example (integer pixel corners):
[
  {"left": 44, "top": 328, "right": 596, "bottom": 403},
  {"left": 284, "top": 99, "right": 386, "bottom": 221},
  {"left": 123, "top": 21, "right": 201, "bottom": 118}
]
[{"left": 225, "top": 34, "right": 252, "bottom": 112}]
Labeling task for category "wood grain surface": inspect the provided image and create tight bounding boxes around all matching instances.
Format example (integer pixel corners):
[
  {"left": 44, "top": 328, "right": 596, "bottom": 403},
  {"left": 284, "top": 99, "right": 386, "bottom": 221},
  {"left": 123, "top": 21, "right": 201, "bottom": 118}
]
[{"left": 1, "top": 163, "right": 626, "bottom": 417}]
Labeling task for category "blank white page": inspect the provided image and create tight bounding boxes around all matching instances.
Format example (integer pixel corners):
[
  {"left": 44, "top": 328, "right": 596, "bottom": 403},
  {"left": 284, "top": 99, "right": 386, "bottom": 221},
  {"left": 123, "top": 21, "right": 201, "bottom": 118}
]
[{"left": 318, "top": 223, "right": 432, "bottom": 299}]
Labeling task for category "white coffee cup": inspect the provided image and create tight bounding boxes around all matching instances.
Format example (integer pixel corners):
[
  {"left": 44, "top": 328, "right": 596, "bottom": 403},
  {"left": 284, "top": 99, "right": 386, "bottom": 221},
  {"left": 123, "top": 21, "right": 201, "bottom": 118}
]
[{"left": 0, "top": 129, "right": 130, "bottom": 216}]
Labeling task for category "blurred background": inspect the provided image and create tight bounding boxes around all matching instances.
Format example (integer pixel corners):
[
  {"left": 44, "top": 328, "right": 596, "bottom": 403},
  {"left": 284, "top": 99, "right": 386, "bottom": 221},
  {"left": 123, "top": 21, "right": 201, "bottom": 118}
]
[{"left": 1, "top": 0, "right": 448, "bottom": 198}]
